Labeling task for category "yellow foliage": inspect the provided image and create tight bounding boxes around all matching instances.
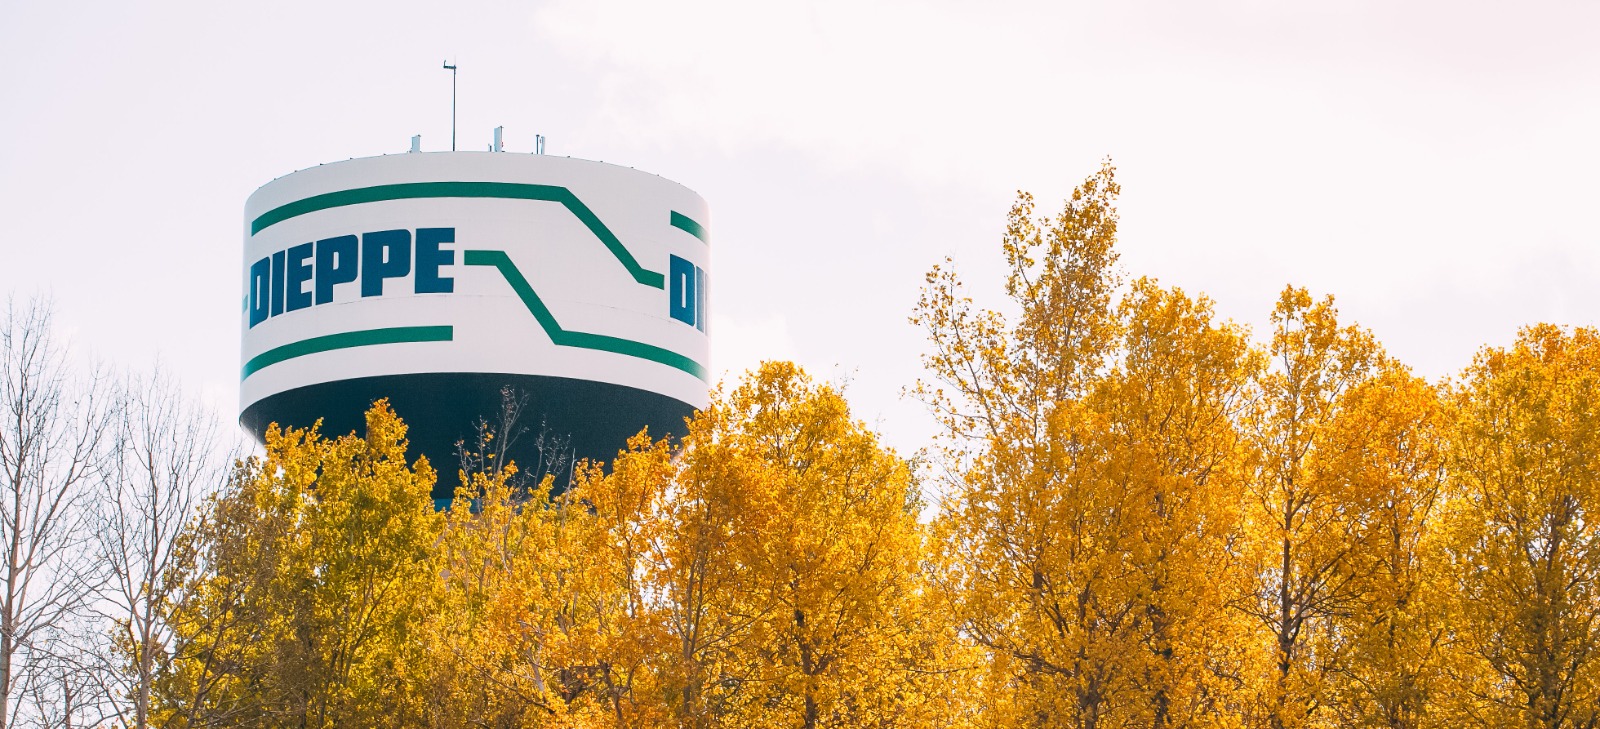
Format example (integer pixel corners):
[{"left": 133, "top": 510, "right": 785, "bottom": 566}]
[
  {"left": 149, "top": 164, "right": 1600, "bottom": 729},
  {"left": 1320, "top": 366, "right": 1451, "bottom": 729},
  {"left": 662, "top": 361, "right": 967, "bottom": 729},
  {"left": 1436, "top": 325, "right": 1600, "bottom": 728},
  {"left": 157, "top": 400, "right": 442, "bottom": 728},
  {"left": 416, "top": 363, "right": 964, "bottom": 728},
  {"left": 917, "top": 163, "right": 1263, "bottom": 728},
  {"left": 1235, "top": 287, "right": 1386, "bottom": 729}
]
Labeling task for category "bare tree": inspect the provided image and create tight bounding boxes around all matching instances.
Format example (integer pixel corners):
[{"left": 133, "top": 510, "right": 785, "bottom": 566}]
[
  {"left": 455, "top": 386, "right": 573, "bottom": 497},
  {"left": 0, "top": 298, "right": 111, "bottom": 729},
  {"left": 17, "top": 625, "right": 107, "bottom": 729},
  {"left": 93, "top": 368, "right": 230, "bottom": 729}
]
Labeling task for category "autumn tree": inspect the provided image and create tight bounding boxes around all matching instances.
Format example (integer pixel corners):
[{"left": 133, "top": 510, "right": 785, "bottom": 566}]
[
  {"left": 643, "top": 385, "right": 763, "bottom": 728},
  {"left": 421, "top": 363, "right": 959, "bottom": 729},
  {"left": 1087, "top": 279, "right": 1262, "bottom": 727},
  {"left": 913, "top": 168, "right": 1125, "bottom": 726},
  {"left": 422, "top": 438, "right": 674, "bottom": 728},
  {"left": 156, "top": 402, "right": 442, "bottom": 728},
  {"left": 916, "top": 163, "right": 1264, "bottom": 727},
  {"left": 1234, "top": 287, "right": 1386, "bottom": 729},
  {"left": 424, "top": 468, "right": 577, "bottom": 727},
  {"left": 1319, "top": 366, "right": 1451, "bottom": 729},
  {"left": 668, "top": 362, "right": 956, "bottom": 729},
  {"left": 1436, "top": 325, "right": 1600, "bottom": 728}
]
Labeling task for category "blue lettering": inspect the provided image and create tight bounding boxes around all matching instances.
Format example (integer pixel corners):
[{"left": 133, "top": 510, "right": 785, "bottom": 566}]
[
  {"left": 668, "top": 256, "right": 709, "bottom": 331},
  {"left": 269, "top": 250, "right": 286, "bottom": 317},
  {"left": 669, "top": 255, "right": 696, "bottom": 327},
  {"left": 695, "top": 264, "right": 707, "bottom": 333},
  {"left": 248, "top": 226, "right": 457, "bottom": 326},
  {"left": 414, "top": 228, "right": 455, "bottom": 294},
  {"left": 248, "top": 256, "right": 271, "bottom": 327},
  {"left": 314, "top": 235, "right": 358, "bottom": 304},
  {"left": 283, "top": 242, "right": 314, "bottom": 312},
  {"left": 361, "top": 230, "right": 411, "bottom": 297}
]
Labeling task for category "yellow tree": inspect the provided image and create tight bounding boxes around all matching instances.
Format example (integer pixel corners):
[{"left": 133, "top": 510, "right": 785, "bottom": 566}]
[
  {"left": 1320, "top": 366, "right": 1451, "bottom": 729},
  {"left": 561, "top": 435, "right": 678, "bottom": 728},
  {"left": 914, "top": 165, "right": 1124, "bottom": 728},
  {"left": 156, "top": 401, "right": 443, "bottom": 728},
  {"left": 422, "top": 467, "right": 576, "bottom": 728},
  {"left": 421, "top": 363, "right": 957, "bottom": 729},
  {"left": 662, "top": 362, "right": 957, "bottom": 729},
  {"left": 422, "top": 431, "right": 677, "bottom": 729},
  {"left": 646, "top": 391, "right": 765, "bottom": 728},
  {"left": 1438, "top": 325, "right": 1600, "bottom": 728},
  {"left": 917, "top": 163, "right": 1264, "bottom": 727},
  {"left": 1237, "top": 287, "right": 1383, "bottom": 729},
  {"left": 1087, "top": 279, "right": 1262, "bottom": 728}
]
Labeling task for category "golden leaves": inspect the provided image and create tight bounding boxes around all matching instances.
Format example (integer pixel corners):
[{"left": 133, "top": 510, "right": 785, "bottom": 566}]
[{"left": 156, "top": 161, "right": 1600, "bottom": 729}]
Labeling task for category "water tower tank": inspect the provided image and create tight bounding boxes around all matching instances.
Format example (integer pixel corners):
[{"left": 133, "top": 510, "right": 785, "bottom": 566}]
[{"left": 239, "top": 152, "right": 710, "bottom": 501}]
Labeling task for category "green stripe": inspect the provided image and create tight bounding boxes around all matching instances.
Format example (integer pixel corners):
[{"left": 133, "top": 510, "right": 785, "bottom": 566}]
[
  {"left": 242, "top": 326, "right": 453, "bottom": 379},
  {"left": 464, "top": 250, "right": 707, "bottom": 381},
  {"left": 251, "top": 182, "right": 666, "bottom": 289},
  {"left": 669, "top": 211, "right": 709, "bottom": 244}
]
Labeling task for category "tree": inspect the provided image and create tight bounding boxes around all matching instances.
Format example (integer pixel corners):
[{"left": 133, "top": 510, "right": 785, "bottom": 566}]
[
  {"left": 917, "top": 163, "right": 1266, "bottom": 727},
  {"left": 916, "top": 164, "right": 1134, "bottom": 727},
  {"left": 1086, "top": 279, "right": 1262, "bottom": 728},
  {"left": 423, "top": 466, "right": 578, "bottom": 728},
  {"left": 561, "top": 435, "right": 676, "bottom": 728},
  {"left": 0, "top": 298, "right": 111, "bottom": 729},
  {"left": 96, "top": 369, "right": 232, "bottom": 729},
  {"left": 1235, "top": 287, "right": 1384, "bottom": 729},
  {"left": 422, "top": 449, "right": 669, "bottom": 728},
  {"left": 156, "top": 402, "right": 442, "bottom": 728},
  {"left": 645, "top": 382, "right": 764, "bottom": 728},
  {"left": 420, "top": 363, "right": 960, "bottom": 729},
  {"left": 1438, "top": 325, "right": 1600, "bottom": 728},
  {"left": 1320, "top": 366, "right": 1450, "bottom": 729},
  {"left": 666, "top": 362, "right": 954, "bottom": 729}
]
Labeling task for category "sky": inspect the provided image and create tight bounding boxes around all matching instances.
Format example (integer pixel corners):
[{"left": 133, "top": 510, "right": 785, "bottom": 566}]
[{"left": 2, "top": 0, "right": 1598, "bottom": 456}]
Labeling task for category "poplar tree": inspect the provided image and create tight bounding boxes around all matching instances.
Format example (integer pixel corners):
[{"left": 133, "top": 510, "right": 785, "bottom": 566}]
[
  {"left": 913, "top": 166, "right": 1124, "bottom": 727},
  {"left": 1321, "top": 367, "right": 1450, "bottom": 729},
  {"left": 664, "top": 362, "right": 956, "bottom": 729},
  {"left": 916, "top": 164, "right": 1261, "bottom": 727},
  {"left": 1438, "top": 325, "right": 1600, "bottom": 728},
  {"left": 1235, "top": 287, "right": 1384, "bottom": 729},
  {"left": 1089, "top": 280, "right": 1261, "bottom": 728},
  {"left": 156, "top": 403, "right": 442, "bottom": 728}
]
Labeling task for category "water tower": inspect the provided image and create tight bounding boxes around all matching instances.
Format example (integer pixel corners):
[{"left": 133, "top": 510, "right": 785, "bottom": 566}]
[{"left": 239, "top": 150, "right": 710, "bottom": 503}]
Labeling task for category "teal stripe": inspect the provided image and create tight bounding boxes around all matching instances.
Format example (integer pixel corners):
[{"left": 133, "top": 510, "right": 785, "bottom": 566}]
[
  {"left": 669, "top": 211, "right": 709, "bottom": 244},
  {"left": 464, "top": 250, "right": 707, "bottom": 381},
  {"left": 251, "top": 182, "right": 666, "bottom": 289},
  {"left": 242, "top": 326, "right": 453, "bottom": 379}
]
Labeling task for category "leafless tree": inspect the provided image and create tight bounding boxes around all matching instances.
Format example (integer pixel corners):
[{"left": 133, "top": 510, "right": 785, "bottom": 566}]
[
  {"left": 92, "top": 368, "right": 231, "bottom": 729},
  {"left": 455, "top": 386, "right": 573, "bottom": 497},
  {"left": 0, "top": 298, "right": 111, "bottom": 729},
  {"left": 16, "top": 625, "right": 107, "bottom": 729}
]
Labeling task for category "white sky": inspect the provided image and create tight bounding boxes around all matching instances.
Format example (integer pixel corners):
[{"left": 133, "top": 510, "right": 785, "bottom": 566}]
[{"left": 2, "top": 0, "right": 1598, "bottom": 456}]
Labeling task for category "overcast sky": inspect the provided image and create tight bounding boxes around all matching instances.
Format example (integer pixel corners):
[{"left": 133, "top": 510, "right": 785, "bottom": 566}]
[{"left": 3, "top": 0, "right": 1598, "bottom": 455}]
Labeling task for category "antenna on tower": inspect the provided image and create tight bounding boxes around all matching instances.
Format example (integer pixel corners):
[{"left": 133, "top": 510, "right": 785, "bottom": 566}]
[{"left": 442, "top": 60, "right": 458, "bottom": 151}]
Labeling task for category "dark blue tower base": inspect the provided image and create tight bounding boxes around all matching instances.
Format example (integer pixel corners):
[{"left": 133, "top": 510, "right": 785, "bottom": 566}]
[{"left": 239, "top": 373, "right": 696, "bottom": 502}]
